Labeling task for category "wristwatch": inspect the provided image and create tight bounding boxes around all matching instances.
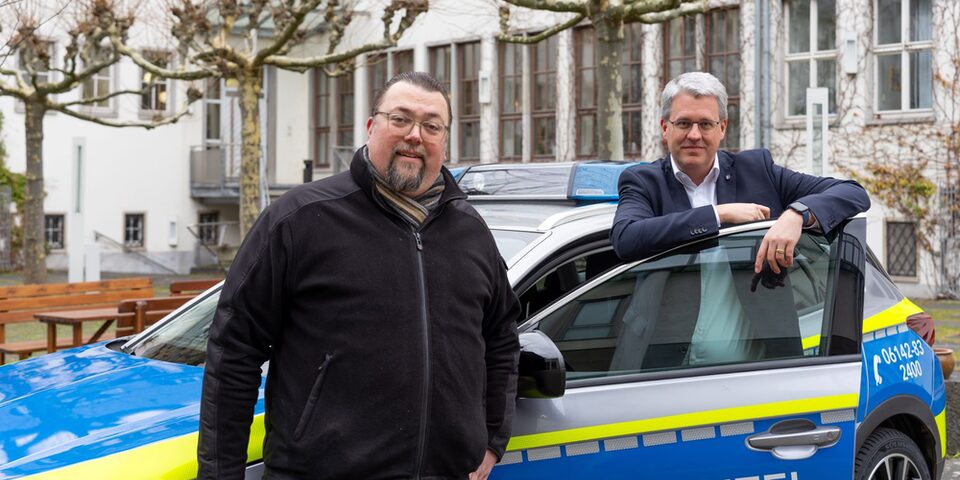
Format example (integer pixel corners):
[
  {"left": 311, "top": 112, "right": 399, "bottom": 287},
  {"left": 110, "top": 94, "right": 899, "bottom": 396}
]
[{"left": 787, "top": 202, "right": 811, "bottom": 227}]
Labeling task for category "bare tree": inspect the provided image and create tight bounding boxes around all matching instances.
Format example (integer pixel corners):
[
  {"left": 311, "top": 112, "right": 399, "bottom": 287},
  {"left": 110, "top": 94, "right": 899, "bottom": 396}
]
[
  {"left": 0, "top": 0, "right": 201, "bottom": 283},
  {"left": 107, "top": 0, "right": 427, "bottom": 238},
  {"left": 497, "top": 0, "right": 707, "bottom": 159}
]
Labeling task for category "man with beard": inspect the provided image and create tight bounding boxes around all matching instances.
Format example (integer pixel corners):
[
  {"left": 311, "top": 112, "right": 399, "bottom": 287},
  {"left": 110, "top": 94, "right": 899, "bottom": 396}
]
[{"left": 198, "top": 72, "right": 521, "bottom": 480}]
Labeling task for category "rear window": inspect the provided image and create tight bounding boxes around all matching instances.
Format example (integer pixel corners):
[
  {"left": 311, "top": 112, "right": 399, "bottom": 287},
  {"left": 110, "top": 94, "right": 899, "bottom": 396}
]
[{"left": 460, "top": 166, "right": 570, "bottom": 196}]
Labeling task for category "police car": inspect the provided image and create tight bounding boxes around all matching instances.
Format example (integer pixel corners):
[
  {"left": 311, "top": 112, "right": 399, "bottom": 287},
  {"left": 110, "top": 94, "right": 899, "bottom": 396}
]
[{"left": 0, "top": 162, "right": 945, "bottom": 480}]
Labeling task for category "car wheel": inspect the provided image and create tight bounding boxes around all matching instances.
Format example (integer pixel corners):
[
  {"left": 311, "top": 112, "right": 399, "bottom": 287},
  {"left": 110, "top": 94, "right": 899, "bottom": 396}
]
[{"left": 855, "top": 428, "right": 930, "bottom": 480}]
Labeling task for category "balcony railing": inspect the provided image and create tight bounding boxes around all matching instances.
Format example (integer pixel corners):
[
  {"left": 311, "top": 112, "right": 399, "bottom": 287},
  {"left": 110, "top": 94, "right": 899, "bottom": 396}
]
[{"left": 190, "top": 145, "right": 240, "bottom": 199}]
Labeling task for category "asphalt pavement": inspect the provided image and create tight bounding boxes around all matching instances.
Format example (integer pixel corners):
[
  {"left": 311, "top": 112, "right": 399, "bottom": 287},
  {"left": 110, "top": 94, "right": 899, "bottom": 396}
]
[{"left": 945, "top": 457, "right": 960, "bottom": 478}]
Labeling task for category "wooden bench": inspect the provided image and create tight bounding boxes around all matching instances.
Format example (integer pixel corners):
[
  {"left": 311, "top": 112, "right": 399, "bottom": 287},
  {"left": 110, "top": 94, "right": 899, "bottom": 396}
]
[
  {"left": 169, "top": 278, "right": 221, "bottom": 296},
  {"left": 0, "top": 278, "right": 153, "bottom": 364},
  {"left": 116, "top": 296, "right": 195, "bottom": 337}
]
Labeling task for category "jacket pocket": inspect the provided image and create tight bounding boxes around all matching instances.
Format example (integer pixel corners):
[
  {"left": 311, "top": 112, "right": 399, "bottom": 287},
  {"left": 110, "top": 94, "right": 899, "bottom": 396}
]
[{"left": 293, "top": 353, "right": 333, "bottom": 441}]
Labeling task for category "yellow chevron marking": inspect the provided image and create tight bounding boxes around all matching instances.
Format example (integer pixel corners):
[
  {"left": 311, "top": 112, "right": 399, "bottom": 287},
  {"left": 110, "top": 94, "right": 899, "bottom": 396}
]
[
  {"left": 23, "top": 414, "right": 266, "bottom": 480},
  {"left": 506, "top": 394, "right": 858, "bottom": 451},
  {"left": 937, "top": 409, "right": 946, "bottom": 458}
]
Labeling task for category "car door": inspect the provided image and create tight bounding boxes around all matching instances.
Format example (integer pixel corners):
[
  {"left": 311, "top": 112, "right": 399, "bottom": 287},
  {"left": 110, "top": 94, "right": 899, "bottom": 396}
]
[{"left": 493, "top": 225, "right": 863, "bottom": 479}]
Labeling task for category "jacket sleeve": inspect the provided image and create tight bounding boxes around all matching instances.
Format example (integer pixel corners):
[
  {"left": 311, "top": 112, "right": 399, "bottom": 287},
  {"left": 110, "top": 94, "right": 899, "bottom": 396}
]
[
  {"left": 611, "top": 167, "right": 718, "bottom": 262},
  {"left": 197, "top": 208, "right": 292, "bottom": 480},
  {"left": 763, "top": 150, "right": 871, "bottom": 234},
  {"left": 482, "top": 257, "right": 521, "bottom": 460}
]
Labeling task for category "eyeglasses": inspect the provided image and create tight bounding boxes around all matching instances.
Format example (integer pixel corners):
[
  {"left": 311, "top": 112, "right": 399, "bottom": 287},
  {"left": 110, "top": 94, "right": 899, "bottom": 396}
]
[
  {"left": 374, "top": 111, "right": 448, "bottom": 143},
  {"left": 666, "top": 119, "right": 722, "bottom": 133}
]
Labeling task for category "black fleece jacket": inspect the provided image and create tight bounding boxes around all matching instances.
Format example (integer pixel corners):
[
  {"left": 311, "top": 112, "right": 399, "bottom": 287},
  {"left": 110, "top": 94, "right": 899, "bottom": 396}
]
[{"left": 197, "top": 149, "right": 521, "bottom": 480}]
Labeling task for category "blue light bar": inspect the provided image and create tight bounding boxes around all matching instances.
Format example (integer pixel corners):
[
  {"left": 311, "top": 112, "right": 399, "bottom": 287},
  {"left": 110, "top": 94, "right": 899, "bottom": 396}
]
[{"left": 569, "top": 162, "right": 641, "bottom": 202}]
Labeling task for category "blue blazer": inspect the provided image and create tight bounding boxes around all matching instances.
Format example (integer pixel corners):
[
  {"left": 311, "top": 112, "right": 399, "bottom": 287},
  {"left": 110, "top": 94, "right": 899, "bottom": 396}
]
[{"left": 611, "top": 149, "right": 870, "bottom": 261}]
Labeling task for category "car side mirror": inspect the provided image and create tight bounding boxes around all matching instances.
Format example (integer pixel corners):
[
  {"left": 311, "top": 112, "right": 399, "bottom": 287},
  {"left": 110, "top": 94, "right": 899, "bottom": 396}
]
[{"left": 517, "top": 331, "right": 566, "bottom": 398}]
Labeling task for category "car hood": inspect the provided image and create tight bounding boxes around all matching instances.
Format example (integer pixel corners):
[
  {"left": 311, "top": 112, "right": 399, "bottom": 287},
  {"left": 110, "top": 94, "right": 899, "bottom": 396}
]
[{"left": 0, "top": 343, "right": 264, "bottom": 479}]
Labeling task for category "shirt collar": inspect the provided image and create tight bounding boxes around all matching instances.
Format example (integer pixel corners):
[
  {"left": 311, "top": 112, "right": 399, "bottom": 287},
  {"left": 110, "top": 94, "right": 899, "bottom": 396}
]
[{"left": 670, "top": 154, "right": 720, "bottom": 189}]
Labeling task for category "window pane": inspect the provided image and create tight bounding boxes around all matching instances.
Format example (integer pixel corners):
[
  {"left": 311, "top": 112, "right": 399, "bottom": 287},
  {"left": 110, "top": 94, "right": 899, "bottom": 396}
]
[
  {"left": 534, "top": 117, "right": 556, "bottom": 156},
  {"left": 579, "top": 70, "right": 595, "bottom": 109},
  {"left": 536, "top": 230, "right": 836, "bottom": 378},
  {"left": 683, "top": 17, "right": 696, "bottom": 56},
  {"left": 669, "top": 59, "right": 684, "bottom": 81},
  {"left": 710, "top": 10, "right": 725, "bottom": 48},
  {"left": 206, "top": 105, "right": 221, "bottom": 141},
  {"left": 816, "top": 59, "right": 837, "bottom": 113},
  {"left": 316, "top": 134, "right": 329, "bottom": 166},
  {"left": 725, "top": 102, "right": 740, "bottom": 151},
  {"left": 728, "top": 55, "right": 741, "bottom": 96},
  {"left": 579, "top": 115, "right": 595, "bottom": 156},
  {"left": 877, "top": 0, "right": 902, "bottom": 45},
  {"left": 502, "top": 120, "right": 521, "bottom": 158},
  {"left": 789, "top": 0, "right": 811, "bottom": 53},
  {"left": 788, "top": 60, "right": 809, "bottom": 116},
  {"left": 910, "top": 0, "right": 932, "bottom": 42},
  {"left": 625, "top": 110, "right": 642, "bottom": 156},
  {"left": 816, "top": 0, "right": 836, "bottom": 51},
  {"left": 910, "top": 50, "right": 932, "bottom": 109},
  {"left": 877, "top": 53, "right": 902, "bottom": 110},
  {"left": 461, "top": 121, "right": 479, "bottom": 159}
]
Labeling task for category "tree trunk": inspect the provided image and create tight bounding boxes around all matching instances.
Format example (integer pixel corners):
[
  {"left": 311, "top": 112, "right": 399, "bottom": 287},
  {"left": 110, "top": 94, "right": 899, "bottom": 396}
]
[
  {"left": 22, "top": 100, "right": 47, "bottom": 284},
  {"left": 594, "top": 16, "right": 625, "bottom": 160},
  {"left": 238, "top": 73, "right": 263, "bottom": 238}
]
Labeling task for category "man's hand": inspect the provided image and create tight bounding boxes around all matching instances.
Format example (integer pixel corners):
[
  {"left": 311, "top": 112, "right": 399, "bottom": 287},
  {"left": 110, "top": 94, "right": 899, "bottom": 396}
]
[
  {"left": 754, "top": 210, "right": 804, "bottom": 274},
  {"left": 468, "top": 449, "right": 498, "bottom": 480},
  {"left": 716, "top": 203, "right": 771, "bottom": 225}
]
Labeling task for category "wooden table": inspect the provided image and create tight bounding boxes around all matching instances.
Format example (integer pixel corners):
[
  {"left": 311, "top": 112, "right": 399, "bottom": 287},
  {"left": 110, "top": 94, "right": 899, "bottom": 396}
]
[{"left": 34, "top": 307, "right": 120, "bottom": 353}]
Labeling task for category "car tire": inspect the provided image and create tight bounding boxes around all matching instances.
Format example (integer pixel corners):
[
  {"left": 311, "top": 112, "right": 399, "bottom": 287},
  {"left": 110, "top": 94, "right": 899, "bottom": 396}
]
[{"left": 854, "top": 427, "right": 931, "bottom": 480}]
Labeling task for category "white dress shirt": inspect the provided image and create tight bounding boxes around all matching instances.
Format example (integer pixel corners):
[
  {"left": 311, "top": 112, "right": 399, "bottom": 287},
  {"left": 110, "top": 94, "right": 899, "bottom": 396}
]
[
  {"left": 670, "top": 155, "right": 722, "bottom": 226},
  {"left": 669, "top": 155, "right": 759, "bottom": 365}
]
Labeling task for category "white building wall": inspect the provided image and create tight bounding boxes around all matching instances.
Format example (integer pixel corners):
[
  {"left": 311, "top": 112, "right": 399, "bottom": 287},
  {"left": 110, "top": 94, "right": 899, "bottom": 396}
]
[{"left": 1, "top": 0, "right": 956, "bottom": 291}]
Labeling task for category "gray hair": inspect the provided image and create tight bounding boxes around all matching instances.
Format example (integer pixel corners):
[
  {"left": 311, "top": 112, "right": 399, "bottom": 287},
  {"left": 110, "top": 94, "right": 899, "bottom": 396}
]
[{"left": 660, "top": 72, "right": 729, "bottom": 121}]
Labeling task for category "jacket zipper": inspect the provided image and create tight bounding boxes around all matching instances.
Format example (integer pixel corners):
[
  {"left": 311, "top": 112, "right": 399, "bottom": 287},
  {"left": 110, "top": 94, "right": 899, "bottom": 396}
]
[{"left": 412, "top": 229, "right": 430, "bottom": 479}]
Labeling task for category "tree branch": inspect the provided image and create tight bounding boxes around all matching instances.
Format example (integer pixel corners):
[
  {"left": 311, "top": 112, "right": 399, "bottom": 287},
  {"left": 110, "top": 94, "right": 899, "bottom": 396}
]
[
  {"left": 253, "top": 0, "right": 325, "bottom": 64},
  {"left": 627, "top": 0, "right": 708, "bottom": 22},
  {"left": 57, "top": 86, "right": 155, "bottom": 108},
  {"left": 109, "top": 29, "right": 217, "bottom": 81},
  {"left": 49, "top": 100, "right": 196, "bottom": 130},
  {"left": 498, "top": 0, "right": 588, "bottom": 14},
  {"left": 497, "top": 10, "right": 584, "bottom": 44}
]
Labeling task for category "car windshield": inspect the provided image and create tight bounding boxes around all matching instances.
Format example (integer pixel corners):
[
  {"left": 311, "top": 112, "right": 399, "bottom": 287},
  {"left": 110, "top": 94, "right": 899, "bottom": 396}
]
[{"left": 490, "top": 229, "right": 542, "bottom": 264}]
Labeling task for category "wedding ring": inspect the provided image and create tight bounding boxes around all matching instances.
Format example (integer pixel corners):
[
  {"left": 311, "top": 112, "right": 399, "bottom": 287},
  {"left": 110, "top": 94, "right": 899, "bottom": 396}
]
[{"left": 775, "top": 248, "right": 785, "bottom": 255}]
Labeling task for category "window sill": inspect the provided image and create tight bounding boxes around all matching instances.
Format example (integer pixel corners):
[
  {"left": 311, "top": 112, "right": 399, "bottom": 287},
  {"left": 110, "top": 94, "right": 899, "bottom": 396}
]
[
  {"left": 139, "top": 110, "right": 171, "bottom": 121},
  {"left": 774, "top": 114, "right": 840, "bottom": 130},
  {"left": 77, "top": 107, "right": 118, "bottom": 119},
  {"left": 865, "top": 111, "right": 935, "bottom": 126},
  {"left": 889, "top": 274, "right": 920, "bottom": 284}
]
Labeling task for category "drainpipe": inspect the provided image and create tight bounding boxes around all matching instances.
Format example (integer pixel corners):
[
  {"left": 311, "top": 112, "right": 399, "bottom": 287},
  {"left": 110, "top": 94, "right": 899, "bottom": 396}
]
[{"left": 756, "top": 0, "right": 771, "bottom": 148}]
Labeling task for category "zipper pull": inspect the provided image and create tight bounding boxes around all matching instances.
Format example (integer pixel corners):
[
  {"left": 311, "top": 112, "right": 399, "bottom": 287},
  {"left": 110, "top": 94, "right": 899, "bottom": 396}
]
[{"left": 414, "top": 232, "right": 423, "bottom": 251}]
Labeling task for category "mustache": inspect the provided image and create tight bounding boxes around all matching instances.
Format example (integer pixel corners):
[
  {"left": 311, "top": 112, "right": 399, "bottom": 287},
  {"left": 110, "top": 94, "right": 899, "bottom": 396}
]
[{"left": 392, "top": 143, "right": 427, "bottom": 159}]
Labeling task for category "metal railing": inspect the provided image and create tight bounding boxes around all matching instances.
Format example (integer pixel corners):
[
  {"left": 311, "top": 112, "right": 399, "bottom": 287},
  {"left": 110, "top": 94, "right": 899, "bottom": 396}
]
[{"left": 190, "top": 145, "right": 240, "bottom": 190}]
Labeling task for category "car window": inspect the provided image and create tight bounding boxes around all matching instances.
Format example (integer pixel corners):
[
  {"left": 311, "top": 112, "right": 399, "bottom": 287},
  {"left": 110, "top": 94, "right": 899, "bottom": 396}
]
[
  {"left": 535, "top": 229, "right": 837, "bottom": 380},
  {"left": 518, "top": 248, "right": 620, "bottom": 319},
  {"left": 129, "top": 291, "right": 219, "bottom": 365}
]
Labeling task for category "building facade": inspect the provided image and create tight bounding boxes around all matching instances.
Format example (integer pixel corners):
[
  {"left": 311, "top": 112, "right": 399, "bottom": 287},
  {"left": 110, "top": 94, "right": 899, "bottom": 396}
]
[{"left": 1, "top": 0, "right": 956, "bottom": 297}]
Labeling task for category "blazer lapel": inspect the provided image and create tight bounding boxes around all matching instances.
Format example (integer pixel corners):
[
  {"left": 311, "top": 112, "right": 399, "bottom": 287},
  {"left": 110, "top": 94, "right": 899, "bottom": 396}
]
[
  {"left": 716, "top": 152, "right": 737, "bottom": 205},
  {"left": 661, "top": 157, "right": 692, "bottom": 211}
]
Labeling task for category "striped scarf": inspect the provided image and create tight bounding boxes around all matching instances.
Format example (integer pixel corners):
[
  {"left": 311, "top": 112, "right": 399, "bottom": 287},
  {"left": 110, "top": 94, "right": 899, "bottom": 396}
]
[{"left": 364, "top": 146, "right": 445, "bottom": 227}]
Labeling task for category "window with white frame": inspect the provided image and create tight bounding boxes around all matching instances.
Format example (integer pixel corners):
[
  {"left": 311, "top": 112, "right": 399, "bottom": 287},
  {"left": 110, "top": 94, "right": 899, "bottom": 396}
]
[
  {"left": 124, "top": 213, "right": 145, "bottom": 248},
  {"left": 458, "top": 41, "right": 482, "bottom": 162},
  {"left": 140, "top": 51, "right": 171, "bottom": 113},
  {"left": 82, "top": 49, "right": 114, "bottom": 109},
  {"left": 45, "top": 214, "right": 64, "bottom": 250},
  {"left": 886, "top": 220, "right": 917, "bottom": 277},
  {"left": 874, "top": 0, "right": 932, "bottom": 113},
  {"left": 18, "top": 40, "right": 53, "bottom": 85},
  {"left": 784, "top": 0, "right": 837, "bottom": 117},
  {"left": 204, "top": 78, "right": 222, "bottom": 144}
]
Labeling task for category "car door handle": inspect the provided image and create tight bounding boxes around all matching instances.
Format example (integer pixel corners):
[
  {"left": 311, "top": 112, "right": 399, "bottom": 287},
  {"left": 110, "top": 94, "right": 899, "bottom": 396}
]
[{"left": 747, "top": 419, "right": 841, "bottom": 460}]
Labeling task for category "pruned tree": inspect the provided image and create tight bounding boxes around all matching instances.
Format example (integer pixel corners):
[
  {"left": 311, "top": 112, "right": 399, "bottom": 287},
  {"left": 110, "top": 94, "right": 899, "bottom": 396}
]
[
  {"left": 107, "top": 0, "right": 428, "bottom": 238},
  {"left": 0, "top": 0, "right": 202, "bottom": 283},
  {"left": 497, "top": 0, "right": 708, "bottom": 160}
]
